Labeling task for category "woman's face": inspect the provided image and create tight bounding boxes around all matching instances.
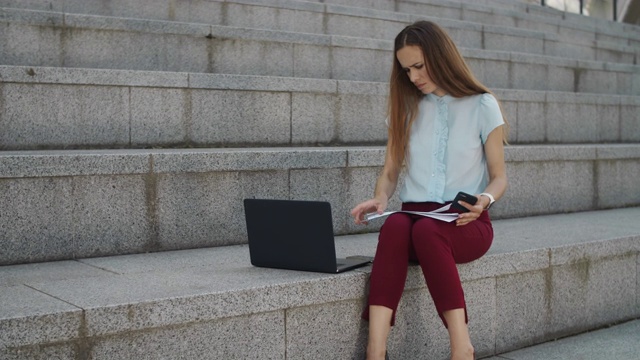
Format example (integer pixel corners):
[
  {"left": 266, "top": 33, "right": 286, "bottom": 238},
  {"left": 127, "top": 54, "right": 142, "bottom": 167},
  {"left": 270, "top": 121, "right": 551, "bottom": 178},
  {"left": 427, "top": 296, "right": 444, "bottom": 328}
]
[{"left": 396, "top": 45, "right": 445, "bottom": 96}]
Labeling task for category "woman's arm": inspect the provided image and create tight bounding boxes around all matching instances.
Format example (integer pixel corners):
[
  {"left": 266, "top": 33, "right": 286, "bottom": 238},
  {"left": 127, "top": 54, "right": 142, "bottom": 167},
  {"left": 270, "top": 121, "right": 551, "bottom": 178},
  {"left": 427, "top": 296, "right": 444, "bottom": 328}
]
[
  {"left": 350, "top": 140, "right": 402, "bottom": 224},
  {"left": 456, "top": 125, "right": 508, "bottom": 226}
]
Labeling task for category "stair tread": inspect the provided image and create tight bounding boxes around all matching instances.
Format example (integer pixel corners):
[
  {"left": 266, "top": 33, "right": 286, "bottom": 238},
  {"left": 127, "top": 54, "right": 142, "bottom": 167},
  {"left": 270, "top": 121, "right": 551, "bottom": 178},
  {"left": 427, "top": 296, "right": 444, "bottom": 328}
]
[{"left": 1, "top": 207, "right": 638, "bottom": 323}]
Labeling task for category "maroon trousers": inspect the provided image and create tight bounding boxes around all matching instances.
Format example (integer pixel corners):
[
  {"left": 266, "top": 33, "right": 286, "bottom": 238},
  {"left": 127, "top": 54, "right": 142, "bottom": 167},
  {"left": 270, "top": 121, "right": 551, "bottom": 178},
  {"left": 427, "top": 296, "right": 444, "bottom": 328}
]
[{"left": 362, "top": 202, "right": 493, "bottom": 327}]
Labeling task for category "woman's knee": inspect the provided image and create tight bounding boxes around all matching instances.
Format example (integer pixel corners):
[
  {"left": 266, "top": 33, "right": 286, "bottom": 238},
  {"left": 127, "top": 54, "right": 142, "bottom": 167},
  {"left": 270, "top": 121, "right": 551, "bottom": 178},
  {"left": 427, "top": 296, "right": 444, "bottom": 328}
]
[
  {"left": 380, "top": 213, "right": 412, "bottom": 237},
  {"left": 377, "top": 213, "right": 413, "bottom": 251}
]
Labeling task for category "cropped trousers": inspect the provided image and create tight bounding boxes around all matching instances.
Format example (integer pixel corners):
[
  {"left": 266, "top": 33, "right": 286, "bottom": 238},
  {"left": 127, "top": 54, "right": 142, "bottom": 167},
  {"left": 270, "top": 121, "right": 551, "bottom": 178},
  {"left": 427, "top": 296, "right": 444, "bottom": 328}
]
[{"left": 362, "top": 202, "right": 493, "bottom": 328}]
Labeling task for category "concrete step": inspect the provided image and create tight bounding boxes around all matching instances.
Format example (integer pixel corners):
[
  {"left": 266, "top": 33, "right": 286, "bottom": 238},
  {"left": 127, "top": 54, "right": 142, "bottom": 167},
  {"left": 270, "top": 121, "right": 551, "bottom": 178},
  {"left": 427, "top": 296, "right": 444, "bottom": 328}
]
[
  {"left": 0, "top": 0, "right": 637, "bottom": 64},
  {"left": 1, "top": 207, "right": 639, "bottom": 359},
  {"left": 320, "top": 0, "right": 640, "bottom": 46},
  {"left": 1, "top": 65, "right": 639, "bottom": 150},
  {"left": 482, "top": 319, "right": 640, "bottom": 360},
  {"left": 4, "top": 0, "right": 639, "bottom": 54},
  {"left": 1, "top": 144, "right": 639, "bottom": 265},
  {"left": 1, "top": 8, "right": 639, "bottom": 94}
]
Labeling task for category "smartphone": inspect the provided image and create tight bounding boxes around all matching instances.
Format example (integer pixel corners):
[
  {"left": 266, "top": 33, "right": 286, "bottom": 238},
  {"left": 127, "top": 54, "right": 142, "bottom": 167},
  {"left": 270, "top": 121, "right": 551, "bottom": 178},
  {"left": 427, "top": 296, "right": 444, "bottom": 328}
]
[{"left": 451, "top": 191, "right": 478, "bottom": 213}]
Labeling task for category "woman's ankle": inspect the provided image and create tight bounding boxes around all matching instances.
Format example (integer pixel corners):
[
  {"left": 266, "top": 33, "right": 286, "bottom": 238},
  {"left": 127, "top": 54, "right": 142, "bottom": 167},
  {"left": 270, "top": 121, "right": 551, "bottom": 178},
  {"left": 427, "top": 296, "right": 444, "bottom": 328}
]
[{"left": 450, "top": 343, "right": 474, "bottom": 360}]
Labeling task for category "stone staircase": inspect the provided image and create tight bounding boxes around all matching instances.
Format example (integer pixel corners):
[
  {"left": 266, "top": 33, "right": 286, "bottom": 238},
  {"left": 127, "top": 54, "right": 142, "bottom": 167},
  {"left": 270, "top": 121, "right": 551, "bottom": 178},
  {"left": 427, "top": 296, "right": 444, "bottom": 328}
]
[{"left": 0, "top": 0, "right": 639, "bottom": 359}]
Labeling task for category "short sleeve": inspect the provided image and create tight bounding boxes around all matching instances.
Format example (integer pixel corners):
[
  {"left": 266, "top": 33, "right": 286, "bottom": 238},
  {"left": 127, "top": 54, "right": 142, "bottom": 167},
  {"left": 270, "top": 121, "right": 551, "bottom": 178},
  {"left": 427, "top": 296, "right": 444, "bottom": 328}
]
[{"left": 479, "top": 93, "right": 505, "bottom": 144}]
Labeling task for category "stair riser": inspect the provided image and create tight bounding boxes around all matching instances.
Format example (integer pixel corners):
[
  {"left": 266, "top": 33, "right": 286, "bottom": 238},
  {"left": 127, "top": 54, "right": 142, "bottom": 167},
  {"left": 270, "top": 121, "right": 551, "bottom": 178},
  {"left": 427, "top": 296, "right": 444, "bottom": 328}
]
[{"left": 1, "top": 146, "right": 639, "bottom": 265}]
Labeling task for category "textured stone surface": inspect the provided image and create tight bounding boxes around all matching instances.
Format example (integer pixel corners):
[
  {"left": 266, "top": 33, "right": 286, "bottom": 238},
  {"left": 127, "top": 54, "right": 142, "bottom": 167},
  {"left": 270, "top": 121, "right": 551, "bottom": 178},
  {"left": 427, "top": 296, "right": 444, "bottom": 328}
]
[
  {"left": 343, "top": 166, "right": 403, "bottom": 235},
  {"left": 71, "top": 175, "right": 152, "bottom": 258},
  {"left": 491, "top": 209, "right": 640, "bottom": 256},
  {"left": 0, "top": 207, "right": 638, "bottom": 356},
  {"left": 156, "top": 170, "right": 289, "bottom": 248},
  {"left": 1, "top": 67, "right": 637, "bottom": 150},
  {"left": 62, "top": 0, "right": 174, "bottom": 20},
  {"left": 499, "top": 101, "right": 517, "bottom": 141},
  {"left": 546, "top": 66, "right": 575, "bottom": 92},
  {"left": 494, "top": 320, "right": 640, "bottom": 360},
  {"left": 0, "top": 174, "right": 154, "bottom": 264},
  {"left": 337, "top": 94, "right": 387, "bottom": 144},
  {"left": 0, "top": 84, "right": 130, "bottom": 149},
  {"left": 212, "top": 38, "right": 294, "bottom": 77},
  {"left": 495, "top": 160, "right": 594, "bottom": 218},
  {"left": 578, "top": 69, "right": 619, "bottom": 94},
  {"left": 495, "top": 270, "right": 548, "bottom": 353},
  {"left": 345, "top": 147, "right": 385, "bottom": 167},
  {"left": 91, "top": 311, "right": 286, "bottom": 360},
  {"left": 290, "top": 168, "right": 349, "bottom": 233},
  {"left": 1, "top": 146, "right": 639, "bottom": 264},
  {"left": 597, "top": 159, "right": 640, "bottom": 208},
  {"left": 27, "top": 265, "right": 368, "bottom": 336},
  {"left": 546, "top": 102, "right": 599, "bottom": 143},
  {"left": 515, "top": 101, "right": 544, "bottom": 143},
  {"left": 464, "top": 277, "right": 497, "bottom": 358},
  {"left": 291, "top": 93, "right": 337, "bottom": 144},
  {"left": 187, "top": 72, "right": 336, "bottom": 93},
  {"left": 0, "top": 177, "right": 74, "bottom": 264},
  {"left": 548, "top": 262, "right": 593, "bottom": 337},
  {"left": 0, "top": 259, "right": 113, "bottom": 287},
  {"left": 0, "top": 150, "right": 150, "bottom": 178},
  {"left": 0, "top": 21, "right": 63, "bottom": 67},
  {"left": 190, "top": 90, "right": 291, "bottom": 146},
  {"left": 62, "top": 27, "right": 210, "bottom": 72},
  {"left": 286, "top": 299, "right": 367, "bottom": 360},
  {"left": 621, "top": 99, "right": 640, "bottom": 142},
  {"left": 130, "top": 88, "right": 188, "bottom": 147},
  {"left": 586, "top": 255, "right": 637, "bottom": 327},
  {"left": 326, "top": 12, "right": 405, "bottom": 40},
  {"left": 0, "top": 65, "right": 189, "bottom": 87},
  {"left": 150, "top": 148, "right": 347, "bottom": 173},
  {"left": 292, "top": 43, "right": 332, "bottom": 79},
  {"left": 503, "top": 145, "right": 596, "bottom": 162},
  {"left": 0, "top": 285, "right": 81, "bottom": 347},
  {"left": 397, "top": 2, "right": 462, "bottom": 20},
  {"left": 0, "top": 343, "right": 76, "bottom": 360},
  {"left": 511, "top": 62, "right": 548, "bottom": 91},
  {"left": 332, "top": 47, "right": 390, "bottom": 82},
  {"left": 459, "top": 249, "right": 549, "bottom": 282},
  {"left": 549, "top": 236, "right": 640, "bottom": 267},
  {"left": 226, "top": 2, "right": 323, "bottom": 34}
]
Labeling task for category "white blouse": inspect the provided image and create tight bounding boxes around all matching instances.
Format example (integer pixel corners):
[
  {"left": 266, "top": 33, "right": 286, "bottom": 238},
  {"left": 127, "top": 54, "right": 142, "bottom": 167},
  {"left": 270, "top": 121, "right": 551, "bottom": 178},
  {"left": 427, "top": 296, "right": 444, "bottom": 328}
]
[{"left": 399, "top": 93, "right": 504, "bottom": 203}]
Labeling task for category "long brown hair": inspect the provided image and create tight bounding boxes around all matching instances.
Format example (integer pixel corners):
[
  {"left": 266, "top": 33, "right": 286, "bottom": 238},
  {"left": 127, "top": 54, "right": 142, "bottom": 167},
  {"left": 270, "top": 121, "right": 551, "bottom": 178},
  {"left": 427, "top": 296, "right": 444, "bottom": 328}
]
[{"left": 387, "top": 21, "right": 509, "bottom": 166}]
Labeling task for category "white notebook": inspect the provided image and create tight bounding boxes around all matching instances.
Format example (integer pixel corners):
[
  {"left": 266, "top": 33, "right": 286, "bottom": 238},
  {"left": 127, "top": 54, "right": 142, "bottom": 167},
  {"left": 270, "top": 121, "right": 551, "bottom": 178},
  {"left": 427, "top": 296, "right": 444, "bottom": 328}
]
[{"left": 365, "top": 203, "right": 457, "bottom": 223}]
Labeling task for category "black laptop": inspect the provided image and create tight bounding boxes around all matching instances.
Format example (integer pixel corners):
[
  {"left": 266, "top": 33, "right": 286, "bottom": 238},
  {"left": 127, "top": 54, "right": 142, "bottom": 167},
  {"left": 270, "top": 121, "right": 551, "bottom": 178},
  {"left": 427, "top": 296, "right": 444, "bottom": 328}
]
[{"left": 243, "top": 199, "right": 373, "bottom": 273}]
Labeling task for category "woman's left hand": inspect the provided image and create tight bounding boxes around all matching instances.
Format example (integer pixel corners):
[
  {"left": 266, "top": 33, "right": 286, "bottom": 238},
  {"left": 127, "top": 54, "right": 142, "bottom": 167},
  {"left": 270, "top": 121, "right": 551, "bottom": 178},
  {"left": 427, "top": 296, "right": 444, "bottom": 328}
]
[{"left": 455, "top": 195, "right": 485, "bottom": 226}]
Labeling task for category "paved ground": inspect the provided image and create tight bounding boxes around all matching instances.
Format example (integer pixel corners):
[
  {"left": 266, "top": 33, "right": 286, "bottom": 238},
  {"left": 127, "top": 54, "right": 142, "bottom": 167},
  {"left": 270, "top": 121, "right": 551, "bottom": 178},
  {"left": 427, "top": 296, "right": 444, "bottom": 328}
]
[{"left": 481, "top": 319, "right": 640, "bottom": 360}]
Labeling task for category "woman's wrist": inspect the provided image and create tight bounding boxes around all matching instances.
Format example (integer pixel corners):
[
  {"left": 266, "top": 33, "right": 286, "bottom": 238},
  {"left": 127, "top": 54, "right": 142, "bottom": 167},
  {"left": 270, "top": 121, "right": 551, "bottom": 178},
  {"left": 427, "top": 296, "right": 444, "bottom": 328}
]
[{"left": 478, "top": 192, "right": 495, "bottom": 210}]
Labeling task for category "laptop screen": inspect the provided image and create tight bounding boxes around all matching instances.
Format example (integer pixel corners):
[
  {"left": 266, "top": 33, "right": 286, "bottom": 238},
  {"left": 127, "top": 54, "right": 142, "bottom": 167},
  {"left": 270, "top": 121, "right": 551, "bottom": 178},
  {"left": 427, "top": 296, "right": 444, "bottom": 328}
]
[{"left": 244, "top": 199, "right": 338, "bottom": 272}]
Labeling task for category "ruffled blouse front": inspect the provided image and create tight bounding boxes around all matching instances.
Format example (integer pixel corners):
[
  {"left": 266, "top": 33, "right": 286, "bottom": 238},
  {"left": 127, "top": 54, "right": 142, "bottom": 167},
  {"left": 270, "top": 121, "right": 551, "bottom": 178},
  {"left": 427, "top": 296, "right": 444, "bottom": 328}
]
[{"left": 398, "top": 93, "right": 504, "bottom": 204}]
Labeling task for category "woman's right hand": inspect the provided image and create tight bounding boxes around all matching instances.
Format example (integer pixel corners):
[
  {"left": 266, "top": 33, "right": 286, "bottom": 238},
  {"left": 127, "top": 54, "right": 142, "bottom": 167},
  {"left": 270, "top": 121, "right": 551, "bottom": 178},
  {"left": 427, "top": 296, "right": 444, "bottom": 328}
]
[{"left": 350, "top": 197, "right": 388, "bottom": 225}]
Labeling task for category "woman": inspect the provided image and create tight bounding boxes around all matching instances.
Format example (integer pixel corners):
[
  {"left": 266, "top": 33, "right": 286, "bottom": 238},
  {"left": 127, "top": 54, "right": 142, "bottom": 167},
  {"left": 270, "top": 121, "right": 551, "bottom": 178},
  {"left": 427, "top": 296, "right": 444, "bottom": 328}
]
[{"left": 350, "top": 21, "right": 508, "bottom": 360}]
